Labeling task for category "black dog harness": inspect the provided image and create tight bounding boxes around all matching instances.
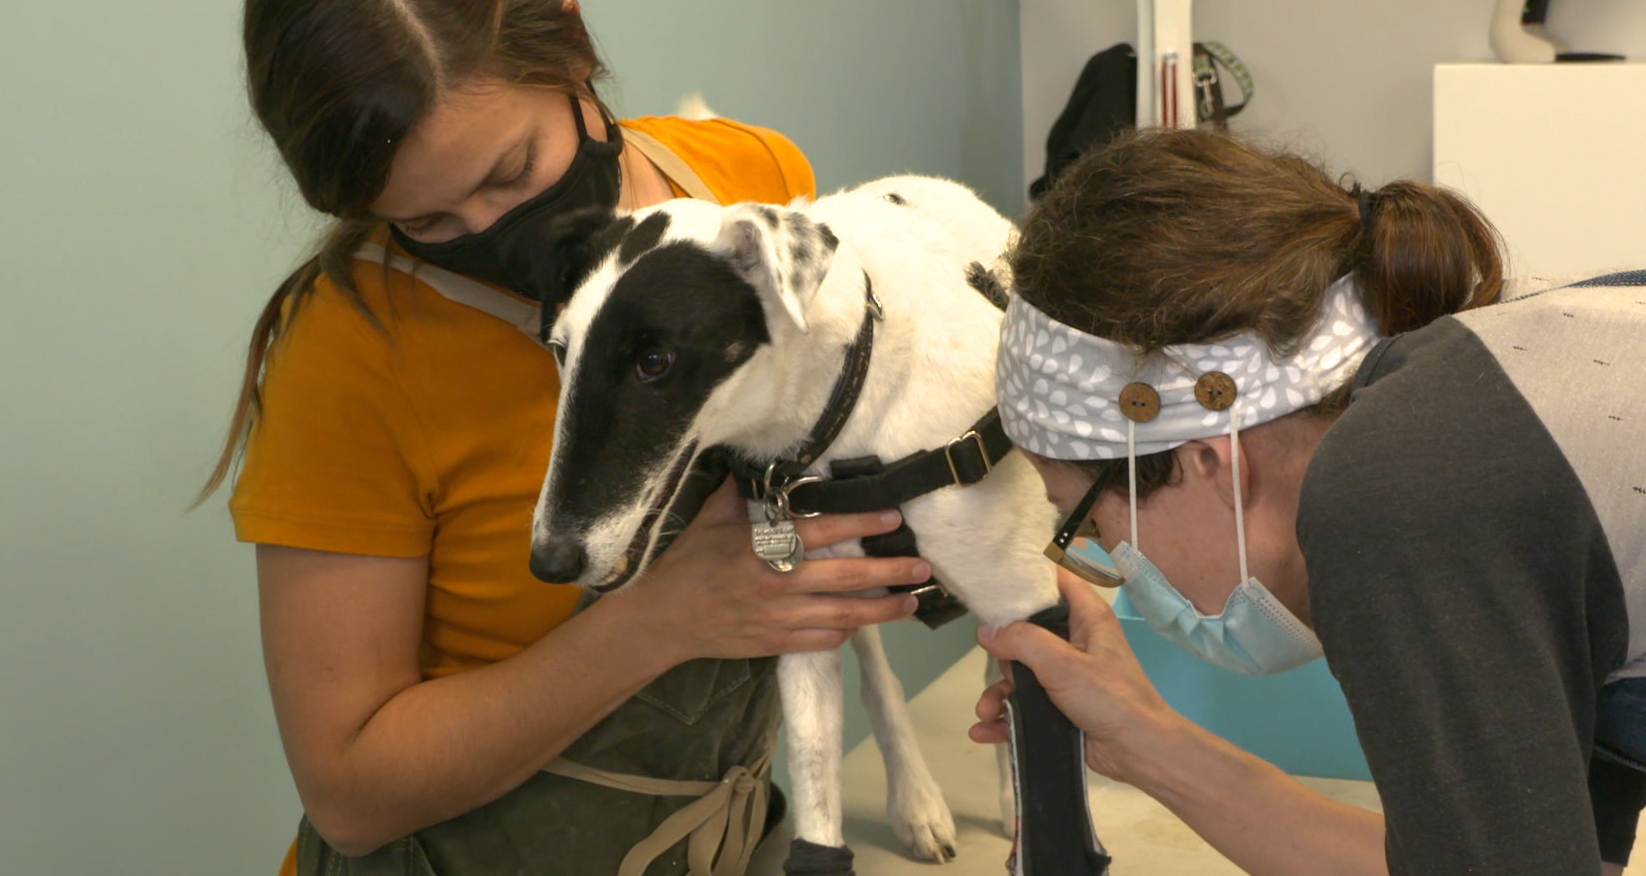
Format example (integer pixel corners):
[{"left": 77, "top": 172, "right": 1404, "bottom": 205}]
[{"left": 728, "top": 274, "right": 1014, "bottom": 629}]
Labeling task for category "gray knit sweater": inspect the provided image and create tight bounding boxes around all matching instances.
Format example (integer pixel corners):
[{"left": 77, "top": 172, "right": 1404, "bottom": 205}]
[{"left": 1299, "top": 272, "right": 1646, "bottom": 875}]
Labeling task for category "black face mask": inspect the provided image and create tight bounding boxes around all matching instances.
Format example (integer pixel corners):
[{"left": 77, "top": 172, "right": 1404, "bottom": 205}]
[{"left": 390, "top": 92, "right": 623, "bottom": 295}]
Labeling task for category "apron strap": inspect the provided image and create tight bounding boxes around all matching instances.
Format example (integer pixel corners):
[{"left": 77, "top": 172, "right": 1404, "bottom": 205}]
[
  {"left": 542, "top": 753, "right": 772, "bottom": 876},
  {"left": 351, "top": 242, "right": 548, "bottom": 347},
  {"left": 622, "top": 126, "right": 721, "bottom": 204}
]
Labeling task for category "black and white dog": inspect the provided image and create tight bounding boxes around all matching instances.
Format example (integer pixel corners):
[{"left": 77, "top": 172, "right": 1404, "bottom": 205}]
[{"left": 528, "top": 176, "right": 1060, "bottom": 869}]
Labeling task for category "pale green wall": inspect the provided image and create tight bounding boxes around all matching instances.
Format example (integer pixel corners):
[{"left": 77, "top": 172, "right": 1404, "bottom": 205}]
[
  {"left": 0, "top": 3, "right": 1021, "bottom": 875},
  {"left": 583, "top": 1, "right": 1025, "bottom": 215}
]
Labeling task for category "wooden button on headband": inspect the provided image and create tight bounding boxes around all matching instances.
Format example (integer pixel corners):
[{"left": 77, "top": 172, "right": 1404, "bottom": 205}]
[
  {"left": 1118, "top": 383, "right": 1162, "bottom": 423},
  {"left": 1194, "top": 372, "right": 1237, "bottom": 411}
]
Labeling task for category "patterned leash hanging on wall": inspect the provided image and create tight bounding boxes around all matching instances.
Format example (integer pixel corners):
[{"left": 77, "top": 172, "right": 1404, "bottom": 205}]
[{"left": 1193, "top": 41, "right": 1254, "bottom": 128}]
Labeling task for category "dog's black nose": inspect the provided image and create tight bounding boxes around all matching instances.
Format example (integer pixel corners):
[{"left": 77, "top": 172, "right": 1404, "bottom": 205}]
[{"left": 530, "top": 536, "right": 586, "bottom": 583}]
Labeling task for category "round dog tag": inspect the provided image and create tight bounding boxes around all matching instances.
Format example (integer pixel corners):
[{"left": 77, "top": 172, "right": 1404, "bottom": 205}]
[{"left": 752, "top": 519, "right": 805, "bottom": 572}]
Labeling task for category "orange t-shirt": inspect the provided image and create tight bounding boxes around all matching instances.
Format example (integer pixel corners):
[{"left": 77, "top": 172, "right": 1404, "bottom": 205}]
[{"left": 232, "top": 116, "right": 814, "bottom": 684}]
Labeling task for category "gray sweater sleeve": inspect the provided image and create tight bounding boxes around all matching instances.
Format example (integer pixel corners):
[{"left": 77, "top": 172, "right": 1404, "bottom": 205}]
[{"left": 1298, "top": 320, "right": 1629, "bottom": 875}]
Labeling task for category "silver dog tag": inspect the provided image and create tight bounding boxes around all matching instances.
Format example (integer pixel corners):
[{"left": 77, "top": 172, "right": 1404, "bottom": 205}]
[{"left": 752, "top": 518, "right": 805, "bottom": 572}]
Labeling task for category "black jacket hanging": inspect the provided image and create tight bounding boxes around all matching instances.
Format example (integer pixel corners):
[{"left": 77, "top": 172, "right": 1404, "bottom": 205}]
[
  {"left": 1029, "top": 43, "right": 1137, "bottom": 200},
  {"left": 1030, "top": 41, "right": 1253, "bottom": 200}
]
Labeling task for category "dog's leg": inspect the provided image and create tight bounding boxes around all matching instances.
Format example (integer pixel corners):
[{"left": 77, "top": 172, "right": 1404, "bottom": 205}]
[
  {"left": 851, "top": 625, "right": 958, "bottom": 862},
  {"left": 985, "top": 652, "right": 1017, "bottom": 837},
  {"left": 778, "top": 649, "right": 854, "bottom": 875}
]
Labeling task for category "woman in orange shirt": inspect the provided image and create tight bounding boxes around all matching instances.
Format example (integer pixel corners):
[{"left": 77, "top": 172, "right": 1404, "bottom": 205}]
[{"left": 210, "top": 2, "right": 927, "bottom": 874}]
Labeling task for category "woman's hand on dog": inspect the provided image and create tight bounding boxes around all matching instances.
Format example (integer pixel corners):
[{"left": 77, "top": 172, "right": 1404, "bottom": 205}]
[
  {"left": 626, "top": 481, "right": 925, "bottom": 662},
  {"left": 968, "top": 568, "right": 1183, "bottom": 785}
]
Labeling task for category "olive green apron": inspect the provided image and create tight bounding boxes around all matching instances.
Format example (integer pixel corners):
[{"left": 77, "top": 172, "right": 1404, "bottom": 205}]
[{"left": 295, "top": 653, "right": 780, "bottom": 876}]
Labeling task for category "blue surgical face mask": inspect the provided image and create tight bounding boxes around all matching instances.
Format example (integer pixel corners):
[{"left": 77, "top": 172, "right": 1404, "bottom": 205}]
[
  {"left": 1113, "top": 541, "right": 1322, "bottom": 676},
  {"left": 1048, "top": 407, "right": 1323, "bottom": 676}
]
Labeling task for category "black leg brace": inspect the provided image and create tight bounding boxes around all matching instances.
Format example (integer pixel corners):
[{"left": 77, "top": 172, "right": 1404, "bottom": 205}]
[
  {"left": 782, "top": 838, "right": 854, "bottom": 876},
  {"left": 1006, "top": 602, "right": 1112, "bottom": 876}
]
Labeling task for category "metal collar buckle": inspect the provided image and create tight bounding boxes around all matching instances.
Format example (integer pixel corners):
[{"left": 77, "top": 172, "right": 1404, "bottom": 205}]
[
  {"left": 761, "top": 460, "right": 825, "bottom": 519},
  {"left": 865, "top": 283, "right": 885, "bottom": 322},
  {"left": 943, "top": 430, "right": 991, "bottom": 484}
]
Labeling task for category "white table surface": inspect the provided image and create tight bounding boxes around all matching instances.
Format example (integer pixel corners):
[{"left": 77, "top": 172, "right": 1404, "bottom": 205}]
[{"left": 748, "top": 646, "right": 1644, "bottom": 875}]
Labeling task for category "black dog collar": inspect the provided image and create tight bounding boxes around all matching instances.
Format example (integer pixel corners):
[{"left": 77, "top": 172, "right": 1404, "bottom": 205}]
[
  {"left": 730, "top": 411, "right": 1013, "bottom": 630},
  {"left": 727, "top": 273, "right": 1015, "bottom": 629},
  {"left": 760, "top": 274, "right": 883, "bottom": 488}
]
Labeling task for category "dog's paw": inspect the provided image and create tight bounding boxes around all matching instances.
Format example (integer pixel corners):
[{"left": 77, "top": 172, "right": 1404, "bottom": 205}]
[{"left": 889, "top": 779, "right": 958, "bottom": 863}]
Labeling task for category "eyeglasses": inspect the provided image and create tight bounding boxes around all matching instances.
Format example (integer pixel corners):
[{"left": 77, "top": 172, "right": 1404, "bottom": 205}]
[{"left": 1043, "top": 468, "right": 1123, "bottom": 585}]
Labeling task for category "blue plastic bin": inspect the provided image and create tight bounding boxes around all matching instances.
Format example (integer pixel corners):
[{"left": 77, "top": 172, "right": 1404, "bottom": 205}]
[{"left": 1112, "top": 591, "right": 1371, "bottom": 781}]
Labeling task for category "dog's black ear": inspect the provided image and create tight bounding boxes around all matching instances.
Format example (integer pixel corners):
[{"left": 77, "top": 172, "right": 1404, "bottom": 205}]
[
  {"left": 529, "top": 208, "right": 621, "bottom": 311},
  {"left": 712, "top": 203, "right": 839, "bottom": 333}
]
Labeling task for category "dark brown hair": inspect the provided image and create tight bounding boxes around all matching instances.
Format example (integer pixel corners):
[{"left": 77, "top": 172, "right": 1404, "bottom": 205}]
[
  {"left": 1013, "top": 128, "right": 1504, "bottom": 498},
  {"left": 199, "top": 0, "right": 608, "bottom": 502}
]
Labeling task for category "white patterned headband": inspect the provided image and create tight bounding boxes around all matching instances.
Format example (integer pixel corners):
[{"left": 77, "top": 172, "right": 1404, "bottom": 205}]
[{"left": 996, "top": 275, "right": 1383, "bottom": 460}]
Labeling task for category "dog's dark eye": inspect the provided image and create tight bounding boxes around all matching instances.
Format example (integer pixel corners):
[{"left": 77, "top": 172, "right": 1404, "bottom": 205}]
[{"left": 636, "top": 348, "right": 674, "bottom": 382}]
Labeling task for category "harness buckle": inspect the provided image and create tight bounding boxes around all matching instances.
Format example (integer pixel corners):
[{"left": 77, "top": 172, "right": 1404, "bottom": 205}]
[
  {"left": 906, "top": 581, "right": 947, "bottom": 601},
  {"left": 944, "top": 430, "right": 991, "bottom": 484},
  {"left": 774, "top": 476, "right": 825, "bottom": 519},
  {"left": 899, "top": 580, "right": 968, "bottom": 630},
  {"left": 762, "top": 461, "right": 825, "bottom": 519}
]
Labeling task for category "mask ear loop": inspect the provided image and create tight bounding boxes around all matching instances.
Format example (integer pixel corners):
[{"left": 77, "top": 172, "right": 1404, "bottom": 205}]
[
  {"left": 1229, "top": 404, "right": 1250, "bottom": 583},
  {"left": 1126, "top": 419, "right": 1139, "bottom": 550}
]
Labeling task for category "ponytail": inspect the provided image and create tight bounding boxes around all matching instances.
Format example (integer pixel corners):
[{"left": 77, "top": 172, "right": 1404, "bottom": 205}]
[{"left": 1350, "top": 180, "right": 1504, "bottom": 334}]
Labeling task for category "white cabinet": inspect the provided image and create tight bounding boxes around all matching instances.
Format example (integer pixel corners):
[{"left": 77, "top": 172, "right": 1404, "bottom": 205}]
[{"left": 1434, "top": 63, "right": 1646, "bottom": 276}]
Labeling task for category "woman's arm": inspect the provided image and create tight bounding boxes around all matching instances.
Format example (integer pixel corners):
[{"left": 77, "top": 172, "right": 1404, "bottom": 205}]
[
  {"left": 264, "top": 484, "right": 927, "bottom": 856},
  {"left": 1119, "top": 713, "right": 1386, "bottom": 876},
  {"left": 971, "top": 570, "right": 1386, "bottom": 876}
]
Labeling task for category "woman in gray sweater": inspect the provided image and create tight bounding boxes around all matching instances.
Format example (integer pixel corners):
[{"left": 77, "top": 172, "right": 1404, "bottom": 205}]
[{"left": 974, "top": 128, "right": 1646, "bottom": 875}]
